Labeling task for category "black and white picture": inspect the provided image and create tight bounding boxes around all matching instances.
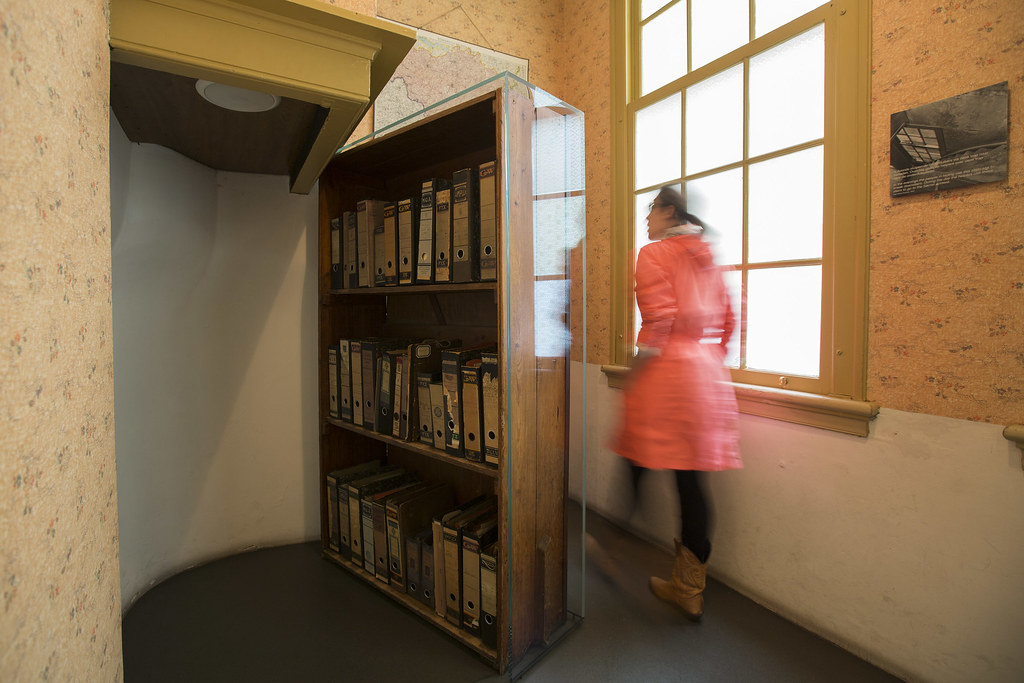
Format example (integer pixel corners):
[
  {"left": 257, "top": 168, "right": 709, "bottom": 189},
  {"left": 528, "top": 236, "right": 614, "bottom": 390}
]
[{"left": 890, "top": 81, "right": 1008, "bottom": 198}]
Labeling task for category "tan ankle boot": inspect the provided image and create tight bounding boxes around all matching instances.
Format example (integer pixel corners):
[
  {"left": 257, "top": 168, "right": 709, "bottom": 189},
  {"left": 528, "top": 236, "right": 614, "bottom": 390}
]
[{"left": 649, "top": 539, "right": 706, "bottom": 622}]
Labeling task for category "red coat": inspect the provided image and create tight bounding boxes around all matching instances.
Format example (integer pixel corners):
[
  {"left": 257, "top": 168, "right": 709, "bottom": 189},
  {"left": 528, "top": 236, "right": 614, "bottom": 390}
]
[{"left": 613, "top": 234, "right": 742, "bottom": 471}]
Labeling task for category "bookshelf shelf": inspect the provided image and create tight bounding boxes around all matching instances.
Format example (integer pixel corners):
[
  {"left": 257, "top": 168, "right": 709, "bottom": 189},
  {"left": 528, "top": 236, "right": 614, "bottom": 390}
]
[
  {"left": 325, "top": 282, "right": 498, "bottom": 297},
  {"left": 317, "top": 75, "right": 584, "bottom": 674},
  {"left": 325, "top": 418, "right": 498, "bottom": 478}
]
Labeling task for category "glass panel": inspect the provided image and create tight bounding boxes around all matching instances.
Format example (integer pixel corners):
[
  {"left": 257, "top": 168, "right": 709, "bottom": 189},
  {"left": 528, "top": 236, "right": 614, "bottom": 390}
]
[
  {"left": 723, "top": 269, "right": 742, "bottom": 368},
  {"left": 746, "top": 266, "right": 821, "bottom": 376},
  {"left": 685, "top": 64, "right": 743, "bottom": 175},
  {"left": 641, "top": 1, "right": 687, "bottom": 95},
  {"left": 641, "top": 0, "right": 671, "bottom": 21},
  {"left": 691, "top": 0, "right": 749, "bottom": 70},
  {"left": 755, "top": 0, "right": 825, "bottom": 37},
  {"left": 748, "top": 24, "right": 824, "bottom": 158},
  {"left": 535, "top": 195, "right": 586, "bottom": 277},
  {"left": 495, "top": 76, "right": 585, "bottom": 667},
  {"left": 635, "top": 94, "right": 681, "bottom": 190},
  {"left": 686, "top": 168, "right": 743, "bottom": 266},
  {"left": 534, "top": 109, "right": 586, "bottom": 196},
  {"left": 747, "top": 146, "right": 823, "bottom": 262}
]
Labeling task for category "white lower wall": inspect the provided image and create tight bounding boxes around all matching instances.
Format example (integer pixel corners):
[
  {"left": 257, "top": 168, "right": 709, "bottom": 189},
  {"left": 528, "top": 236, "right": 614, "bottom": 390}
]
[
  {"left": 574, "top": 361, "right": 1024, "bottom": 683},
  {"left": 110, "top": 120, "right": 321, "bottom": 610}
]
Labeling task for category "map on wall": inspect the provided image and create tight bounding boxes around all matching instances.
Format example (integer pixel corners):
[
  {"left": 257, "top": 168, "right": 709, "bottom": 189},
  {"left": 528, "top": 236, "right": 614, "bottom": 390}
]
[{"left": 374, "top": 29, "right": 528, "bottom": 132}]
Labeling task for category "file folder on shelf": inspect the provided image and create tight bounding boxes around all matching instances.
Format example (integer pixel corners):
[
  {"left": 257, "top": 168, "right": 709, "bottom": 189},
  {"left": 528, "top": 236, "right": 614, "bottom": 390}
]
[
  {"left": 415, "top": 179, "right": 448, "bottom": 284},
  {"left": 391, "top": 351, "right": 407, "bottom": 438},
  {"left": 480, "top": 351, "right": 500, "bottom": 467},
  {"left": 452, "top": 167, "right": 480, "bottom": 283},
  {"left": 366, "top": 480, "right": 425, "bottom": 580},
  {"left": 350, "top": 340, "right": 363, "bottom": 426},
  {"left": 478, "top": 161, "right": 498, "bottom": 281},
  {"left": 419, "top": 535, "right": 437, "bottom": 608},
  {"left": 377, "top": 350, "right": 398, "bottom": 436},
  {"left": 330, "top": 217, "right": 343, "bottom": 289},
  {"left": 356, "top": 200, "right": 383, "bottom": 288},
  {"left": 442, "top": 495, "right": 497, "bottom": 626},
  {"left": 460, "top": 359, "right": 484, "bottom": 463},
  {"left": 397, "top": 197, "right": 419, "bottom": 285},
  {"left": 401, "top": 338, "right": 459, "bottom": 444},
  {"left": 339, "top": 339, "right": 353, "bottom": 423},
  {"left": 442, "top": 343, "right": 496, "bottom": 459},
  {"left": 461, "top": 513, "right": 498, "bottom": 635},
  {"left": 434, "top": 187, "right": 452, "bottom": 283},
  {"left": 381, "top": 201, "right": 399, "bottom": 286},
  {"left": 327, "top": 345, "right": 340, "bottom": 420},
  {"left": 405, "top": 528, "right": 430, "bottom": 600},
  {"left": 479, "top": 541, "right": 499, "bottom": 649},
  {"left": 385, "top": 482, "right": 452, "bottom": 590},
  {"left": 346, "top": 468, "right": 409, "bottom": 566},
  {"left": 416, "top": 372, "right": 437, "bottom": 444},
  {"left": 344, "top": 211, "right": 358, "bottom": 289},
  {"left": 429, "top": 380, "right": 445, "bottom": 450},
  {"left": 330, "top": 460, "right": 386, "bottom": 561}
]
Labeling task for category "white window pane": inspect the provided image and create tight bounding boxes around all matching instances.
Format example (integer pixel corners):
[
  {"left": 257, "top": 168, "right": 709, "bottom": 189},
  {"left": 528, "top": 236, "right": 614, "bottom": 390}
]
[
  {"left": 686, "top": 168, "right": 743, "bottom": 266},
  {"left": 685, "top": 64, "right": 743, "bottom": 175},
  {"left": 747, "top": 146, "right": 823, "bottom": 262},
  {"left": 748, "top": 24, "right": 824, "bottom": 158},
  {"left": 755, "top": 0, "right": 825, "bottom": 37},
  {"left": 641, "top": 2, "right": 687, "bottom": 95},
  {"left": 691, "top": 0, "right": 748, "bottom": 70},
  {"left": 635, "top": 94, "right": 681, "bottom": 190},
  {"left": 723, "top": 269, "right": 742, "bottom": 368},
  {"left": 641, "top": 0, "right": 671, "bottom": 21},
  {"left": 746, "top": 266, "right": 821, "bottom": 377}
]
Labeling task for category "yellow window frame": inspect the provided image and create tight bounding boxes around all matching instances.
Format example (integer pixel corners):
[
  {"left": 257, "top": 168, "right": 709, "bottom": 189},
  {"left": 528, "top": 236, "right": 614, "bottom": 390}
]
[{"left": 605, "top": 0, "right": 877, "bottom": 436}]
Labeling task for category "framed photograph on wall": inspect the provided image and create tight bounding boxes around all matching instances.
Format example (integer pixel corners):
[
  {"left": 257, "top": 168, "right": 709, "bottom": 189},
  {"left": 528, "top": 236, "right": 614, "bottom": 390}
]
[{"left": 890, "top": 82, "right": 1008, "bottom": 198}]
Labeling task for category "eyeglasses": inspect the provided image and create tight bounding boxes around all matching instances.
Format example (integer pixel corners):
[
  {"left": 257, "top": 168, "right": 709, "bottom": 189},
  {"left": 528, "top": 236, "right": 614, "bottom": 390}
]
[{"left": 648, "top": 201, "right": 668, "bottom": 212}]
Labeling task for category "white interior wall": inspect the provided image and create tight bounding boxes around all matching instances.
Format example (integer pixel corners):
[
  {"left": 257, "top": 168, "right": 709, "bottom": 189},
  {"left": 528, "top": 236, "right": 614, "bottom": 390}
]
[
  {"left": 110, "top": 119, "right": 321, "bottom": 610},
  {"left": 572, "top": 361, "right": 1024, "bottom": 683}
]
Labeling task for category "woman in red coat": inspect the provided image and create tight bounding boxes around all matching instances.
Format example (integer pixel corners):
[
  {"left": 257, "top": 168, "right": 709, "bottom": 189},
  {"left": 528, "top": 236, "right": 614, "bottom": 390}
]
[{"left": 612, "top": 185, "right": 742, "bottom": 621}]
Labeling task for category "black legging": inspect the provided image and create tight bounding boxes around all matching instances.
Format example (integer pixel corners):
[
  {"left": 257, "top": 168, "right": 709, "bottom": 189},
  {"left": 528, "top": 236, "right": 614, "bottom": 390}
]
[{"left": 631, "top": 464, "right": 712, "bottom": 563}]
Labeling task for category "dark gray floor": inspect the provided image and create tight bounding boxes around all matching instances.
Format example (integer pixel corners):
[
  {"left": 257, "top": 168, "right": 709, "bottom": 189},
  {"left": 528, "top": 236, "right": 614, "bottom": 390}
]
[{"left": 122, "top": 512, "right": 903, "bottom": 682}]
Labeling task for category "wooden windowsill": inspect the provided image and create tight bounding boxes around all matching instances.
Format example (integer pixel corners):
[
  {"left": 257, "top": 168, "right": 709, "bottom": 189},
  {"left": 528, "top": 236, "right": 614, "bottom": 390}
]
[{"left": 601, "top": 365, "right": 879, "bottom": 437}]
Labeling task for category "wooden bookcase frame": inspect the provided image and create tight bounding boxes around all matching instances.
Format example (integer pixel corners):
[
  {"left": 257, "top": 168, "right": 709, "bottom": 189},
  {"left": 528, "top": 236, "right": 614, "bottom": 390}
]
[{"left": 316, "top": 80, "right": 584, "bottom": 673}]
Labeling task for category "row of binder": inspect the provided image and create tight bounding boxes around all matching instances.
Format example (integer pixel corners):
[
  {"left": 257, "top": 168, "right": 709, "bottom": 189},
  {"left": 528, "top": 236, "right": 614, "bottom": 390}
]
[
  {"left": 329, "top": 161, "right": 499, "bottom": 289},
  {"left": 327, "top": 338, "right": 500, "bottom": 466},
  {"left": 325, "top": 460, "right": 500, "bottom": 648}
]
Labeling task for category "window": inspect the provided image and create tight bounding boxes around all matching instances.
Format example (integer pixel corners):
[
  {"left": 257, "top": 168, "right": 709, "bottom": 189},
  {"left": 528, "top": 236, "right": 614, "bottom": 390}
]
[{"left": 609, "top": 0, "right": 875, "bottom": 435}]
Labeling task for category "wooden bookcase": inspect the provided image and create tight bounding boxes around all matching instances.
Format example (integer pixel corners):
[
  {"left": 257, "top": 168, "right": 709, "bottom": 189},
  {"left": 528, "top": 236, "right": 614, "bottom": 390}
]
[{"left": 316, "top": 78, "right": 585, "bottom": 673}]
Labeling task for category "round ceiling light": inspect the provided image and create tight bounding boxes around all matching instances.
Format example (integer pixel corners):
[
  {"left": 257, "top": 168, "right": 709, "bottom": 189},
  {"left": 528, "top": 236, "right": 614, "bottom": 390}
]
[{"left": 195, "top": 79, "right": 281, "bottom": 113}]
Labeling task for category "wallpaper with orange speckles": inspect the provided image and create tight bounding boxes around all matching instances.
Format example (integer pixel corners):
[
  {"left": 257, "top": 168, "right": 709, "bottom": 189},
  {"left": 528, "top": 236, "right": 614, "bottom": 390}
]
[
  {"left": 1, "top": 1, "right": 122, "bottom": 681},
  {"left": 869, "top": 0, "right": 1023, "bottom": 424}
]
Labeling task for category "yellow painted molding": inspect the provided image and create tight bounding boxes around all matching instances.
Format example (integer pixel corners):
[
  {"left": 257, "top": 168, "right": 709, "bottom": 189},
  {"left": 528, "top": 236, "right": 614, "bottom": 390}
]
[
  {"left": 601, "top": 365, "right": 878, "bottom": 437},
  {"left": 109, "top": 0, "right": 415, "bottom": 193},
  {"left": 1004, "top": 425, "right": 1024, "bottom": 467}
]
